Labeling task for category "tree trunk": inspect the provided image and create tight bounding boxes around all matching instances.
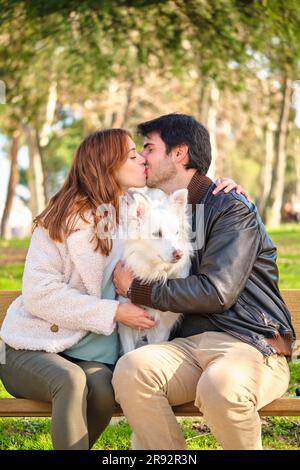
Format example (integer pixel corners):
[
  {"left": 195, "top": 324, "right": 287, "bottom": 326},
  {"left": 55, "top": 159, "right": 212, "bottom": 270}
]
[
  {"left": 121, "top": 79, "right": 134, "bottom": 127},
  {"left": 110, "top": 78, "right": 135, "bottom": 128},
  {"left": 36, "top": 128, "right": 49, "bottom": 203},
  {"left": 258, "top": 120, "right": 276, "bottom": 218},
  {"left": 0, "top": 130, "right": 20, "bottom": 239},
  {"left": 38, "top": 79, "right": 58, "bottom": 203},
  {"left": 26, "top": 126, "right": 46, "bottom": 220},
  {"left": 206, "top": 83, "right": 219, "bottom": 181},
  {"left": 266, "top": 76, "right": 292, "bottom": 227},
  {"left": 198, "top": 81, "right": 210, "bottom": 126},
  {"left": 295, "top": 136, "right": 300, "bottom": 201},
  {"left": 103, "top": 80, "right": 120, "bottom": 128}
]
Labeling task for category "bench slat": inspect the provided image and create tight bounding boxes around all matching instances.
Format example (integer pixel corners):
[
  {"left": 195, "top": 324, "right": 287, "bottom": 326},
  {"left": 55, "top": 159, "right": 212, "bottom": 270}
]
[
  {"left": 1, "top": 290, "right": 300, "bottom": 337},
  {"left": 0, "top": 398, "right": 299, "bottom": 418},
  {"left": 0, "top": 290, "right": 300, "bottom": 418},
  {"left": 0, "top": 291, "right": 21, "bottom": 326}
]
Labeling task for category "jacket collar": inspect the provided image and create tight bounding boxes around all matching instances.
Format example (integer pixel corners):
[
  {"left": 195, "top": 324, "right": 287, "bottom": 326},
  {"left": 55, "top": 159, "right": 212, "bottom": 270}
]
[{"left": 187, "top": 171, "right": 212, "bottom": 205}]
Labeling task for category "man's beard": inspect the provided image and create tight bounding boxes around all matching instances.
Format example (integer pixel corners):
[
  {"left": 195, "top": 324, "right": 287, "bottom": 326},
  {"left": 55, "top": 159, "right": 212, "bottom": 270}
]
[{"left": 146, "top": 157, "right": 177, "bottom": 189}]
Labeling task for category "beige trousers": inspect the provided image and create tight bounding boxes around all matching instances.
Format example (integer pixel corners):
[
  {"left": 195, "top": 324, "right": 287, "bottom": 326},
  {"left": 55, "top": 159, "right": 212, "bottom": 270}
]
[{"left": 112, "top": 332, "right": 290, "bottom": 450}]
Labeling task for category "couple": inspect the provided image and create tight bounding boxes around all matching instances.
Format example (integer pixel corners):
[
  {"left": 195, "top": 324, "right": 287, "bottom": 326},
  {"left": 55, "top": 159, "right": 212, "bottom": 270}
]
[{"left": 0, "top": 114, "right": 295, "bottom": 450}]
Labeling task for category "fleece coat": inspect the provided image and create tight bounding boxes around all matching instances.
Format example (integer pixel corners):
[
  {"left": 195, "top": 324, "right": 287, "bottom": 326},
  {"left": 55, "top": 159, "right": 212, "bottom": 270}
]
[{"left": 0, "top": 216, "right": 119, "bottom": 352}]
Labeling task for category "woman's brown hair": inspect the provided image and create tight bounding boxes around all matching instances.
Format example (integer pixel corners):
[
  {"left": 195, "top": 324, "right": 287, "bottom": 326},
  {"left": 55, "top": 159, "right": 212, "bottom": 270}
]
[{"left": 33, "top": 128, "right": 131, "bottom": 256}]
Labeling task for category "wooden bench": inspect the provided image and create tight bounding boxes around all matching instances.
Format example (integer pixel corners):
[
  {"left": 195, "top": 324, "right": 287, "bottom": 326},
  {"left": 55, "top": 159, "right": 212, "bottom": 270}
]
[{"left": 0, "top": 290, "right": 300, "bottom": 418}]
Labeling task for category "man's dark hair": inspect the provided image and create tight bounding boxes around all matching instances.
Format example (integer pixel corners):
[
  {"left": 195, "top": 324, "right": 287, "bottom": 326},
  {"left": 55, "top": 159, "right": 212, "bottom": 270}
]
[{"left": 137, "top": 113, "right": 211, "bottom": 175}]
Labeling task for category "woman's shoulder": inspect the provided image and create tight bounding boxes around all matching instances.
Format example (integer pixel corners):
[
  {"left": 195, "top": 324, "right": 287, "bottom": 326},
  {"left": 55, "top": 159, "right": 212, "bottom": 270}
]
[
  {"left": 30, "top": 215, "right": 91, "bottom": 249},
  {"left": 66, "top": 210, "right": 94, "bottom": 232}
]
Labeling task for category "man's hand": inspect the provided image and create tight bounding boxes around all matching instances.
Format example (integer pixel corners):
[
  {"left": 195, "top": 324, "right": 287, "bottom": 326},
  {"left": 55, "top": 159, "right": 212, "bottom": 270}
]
[
  {"left": 113, "top": 261, "right": 135, "bottom": 297},
  {"left": 213, "top": 177, "right": 251, "bottom": 201}
]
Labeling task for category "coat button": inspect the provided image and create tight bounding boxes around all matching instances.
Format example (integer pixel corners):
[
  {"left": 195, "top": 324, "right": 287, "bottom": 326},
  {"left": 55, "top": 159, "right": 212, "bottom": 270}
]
[{"left": 50, "top": 324, "right": 59, "bottom": 333}]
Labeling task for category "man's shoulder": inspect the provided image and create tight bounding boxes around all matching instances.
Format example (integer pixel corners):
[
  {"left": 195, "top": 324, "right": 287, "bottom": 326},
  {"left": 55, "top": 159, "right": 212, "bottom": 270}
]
[{"left": 204, "top": 185, "right": 256, "bottom": 215}]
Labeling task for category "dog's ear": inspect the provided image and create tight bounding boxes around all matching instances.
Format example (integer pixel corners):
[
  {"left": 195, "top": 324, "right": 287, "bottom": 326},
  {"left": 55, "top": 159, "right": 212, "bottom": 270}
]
[
  {"left": 128, "top": 189, "right": 152, "bottom": 204},
  {"left": 169, "top": 189, "right": 188, "bottom": 211},
  {"left": 131, "top": 193, "right": 149, "bottom": 220}
]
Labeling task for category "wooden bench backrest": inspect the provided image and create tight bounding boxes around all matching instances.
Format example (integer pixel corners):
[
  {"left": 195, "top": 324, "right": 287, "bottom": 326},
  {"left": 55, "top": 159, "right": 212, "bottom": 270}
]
[{"left": 0, "top": 290, "right": 300, "bottom": 338}]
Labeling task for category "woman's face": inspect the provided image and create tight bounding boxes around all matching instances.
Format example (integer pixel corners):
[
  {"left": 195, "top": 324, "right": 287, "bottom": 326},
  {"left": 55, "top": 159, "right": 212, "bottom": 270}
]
[{"left": 115, "top": 137, "right": 146, "bottom": 191}]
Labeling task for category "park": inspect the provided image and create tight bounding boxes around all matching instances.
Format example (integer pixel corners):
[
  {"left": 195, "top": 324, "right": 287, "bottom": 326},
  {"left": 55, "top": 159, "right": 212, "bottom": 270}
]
[{"left": 0, "top": 0, "right": 299, "bottom": 452}]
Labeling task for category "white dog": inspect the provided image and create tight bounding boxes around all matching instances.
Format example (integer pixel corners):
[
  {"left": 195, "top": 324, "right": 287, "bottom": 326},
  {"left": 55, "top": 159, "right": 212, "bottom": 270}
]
[{"left": 118, "top": 188, "right": 193, "bottom": 354}]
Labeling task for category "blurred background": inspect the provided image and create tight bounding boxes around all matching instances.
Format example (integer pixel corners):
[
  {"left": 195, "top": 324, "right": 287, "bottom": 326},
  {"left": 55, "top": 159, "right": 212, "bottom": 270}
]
[
  {"left": 0, "top": 0, "right": 300, "bottom": 241},
  {"left": 0, "top": 1, "right": 299, "bottom": 450}
]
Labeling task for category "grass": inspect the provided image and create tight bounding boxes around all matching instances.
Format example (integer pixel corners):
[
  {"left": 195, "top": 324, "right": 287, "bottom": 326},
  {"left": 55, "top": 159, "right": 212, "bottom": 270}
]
[
  {"left": 268, "top": 225, "right": 300, "bottom": 289},
  {"left": 0, "top": 238, "right": 30, "bottom": 249},
  {"left": 1, "top": 368, "right": 299, "bottom": 451},
  {"left": 0, "top": 264, "right": 25, "bottom": 290},
  {"left": 0, "top": 225, "right": 299, "bottom": 449},
  {"left": 0, "top": 237, "right": 28, "bottom": 290}
]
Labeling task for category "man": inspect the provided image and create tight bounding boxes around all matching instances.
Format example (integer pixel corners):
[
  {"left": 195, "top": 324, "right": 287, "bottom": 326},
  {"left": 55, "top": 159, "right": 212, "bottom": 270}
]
[{"left": 112, "top": 113, "right": 295, "bottom": 450}]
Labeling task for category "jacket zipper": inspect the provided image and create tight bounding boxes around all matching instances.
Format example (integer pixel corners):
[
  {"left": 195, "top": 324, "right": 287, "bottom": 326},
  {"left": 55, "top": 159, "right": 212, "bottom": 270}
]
[
  {"left": 241, "top": 298, "right": 280, "bottom": 333},
  {"left": 258, "top": 310, "right": 268, "bottom": 326},
  {"left": 258, "top": 309, "right": 280, "bottom": 333}
]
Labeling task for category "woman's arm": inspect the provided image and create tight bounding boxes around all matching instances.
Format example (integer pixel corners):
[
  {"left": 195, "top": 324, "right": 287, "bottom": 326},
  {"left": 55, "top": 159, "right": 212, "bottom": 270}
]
[{"left": 22, "top": 228, "right": 118, "bottom": 336}]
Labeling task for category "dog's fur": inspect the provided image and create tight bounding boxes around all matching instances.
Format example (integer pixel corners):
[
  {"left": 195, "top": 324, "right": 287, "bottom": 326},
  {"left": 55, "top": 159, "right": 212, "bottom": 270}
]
[{"left": 118, "top": 189, "right": 193, "bottom": 354}]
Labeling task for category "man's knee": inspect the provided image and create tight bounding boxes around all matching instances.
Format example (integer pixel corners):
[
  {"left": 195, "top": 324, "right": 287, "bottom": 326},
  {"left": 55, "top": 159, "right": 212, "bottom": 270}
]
[
  {"left": 112, "top": 351, "right": 140, "bottom": 400},
  {"left": 112, "top": 348, "right": 163, "bottom": 403},
  {"left": 196, "top": 367, "right": 252, "bottom": 412}
]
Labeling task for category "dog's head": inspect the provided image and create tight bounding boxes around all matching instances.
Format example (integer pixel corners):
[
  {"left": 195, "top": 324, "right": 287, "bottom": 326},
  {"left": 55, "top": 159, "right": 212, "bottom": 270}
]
[{"left": 125, "top": 189, "right": 191, "bottom": 272}]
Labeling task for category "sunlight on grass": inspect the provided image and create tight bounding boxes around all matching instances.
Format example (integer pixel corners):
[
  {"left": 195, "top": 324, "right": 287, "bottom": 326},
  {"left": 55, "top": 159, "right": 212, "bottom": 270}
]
[
  {"left": 0, "top": 264, "right": 24, "bottom": 290},
  {"left": 268, "top": 225, "right": 300, "bottom": 289},
  {"left": 0, "top": 238, "right": 30, "bottom": 249}
]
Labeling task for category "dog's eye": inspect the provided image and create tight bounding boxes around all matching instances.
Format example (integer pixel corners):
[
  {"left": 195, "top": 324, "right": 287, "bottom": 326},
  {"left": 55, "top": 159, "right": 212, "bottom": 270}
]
[{"left": 152, "top": 229, "right": 163, "bottom": 238}]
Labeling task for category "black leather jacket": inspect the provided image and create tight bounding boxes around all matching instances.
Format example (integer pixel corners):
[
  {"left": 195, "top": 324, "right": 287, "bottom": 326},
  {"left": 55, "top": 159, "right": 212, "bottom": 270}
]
[{"left": 130, "top": 175, "right": 295, "bottom": 357}]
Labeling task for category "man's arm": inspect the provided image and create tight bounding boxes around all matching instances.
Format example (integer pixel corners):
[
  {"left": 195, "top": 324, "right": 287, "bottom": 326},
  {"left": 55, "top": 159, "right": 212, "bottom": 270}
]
[{"left": 130, "top": 199, "right": 261, "bottom": 314}]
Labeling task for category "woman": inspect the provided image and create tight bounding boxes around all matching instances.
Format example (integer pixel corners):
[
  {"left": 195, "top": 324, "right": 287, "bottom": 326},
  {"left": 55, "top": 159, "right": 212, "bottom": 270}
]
[{"left": 0, "top": 128, "right": 245, "bottom": 450}]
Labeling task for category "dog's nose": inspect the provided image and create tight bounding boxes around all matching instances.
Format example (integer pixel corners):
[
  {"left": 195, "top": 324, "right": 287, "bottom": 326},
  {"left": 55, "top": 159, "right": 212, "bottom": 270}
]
[{"left": 172, "top": 249, "right": 184, "bottom": 260}]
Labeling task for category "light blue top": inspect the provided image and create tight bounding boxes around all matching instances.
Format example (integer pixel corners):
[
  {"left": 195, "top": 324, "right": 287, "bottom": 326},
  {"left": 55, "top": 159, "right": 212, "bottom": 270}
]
[{"left": 63, "top": 235, "right": 124, "bottom": 364}]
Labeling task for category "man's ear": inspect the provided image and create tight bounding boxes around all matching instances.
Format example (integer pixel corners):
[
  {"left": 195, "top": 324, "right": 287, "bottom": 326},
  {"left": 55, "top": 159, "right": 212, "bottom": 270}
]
[
  {"left": 173, "top": 144, "right": 189, "bottom": 163},
  {"left": 169, "top": 189, "right": 188, "bottom": 211}
]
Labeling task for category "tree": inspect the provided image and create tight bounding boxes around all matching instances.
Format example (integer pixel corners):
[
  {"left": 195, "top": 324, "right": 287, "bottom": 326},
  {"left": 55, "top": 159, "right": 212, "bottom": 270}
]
[{"left": 0, "top": 130, "right": 20, "bottom": 238}]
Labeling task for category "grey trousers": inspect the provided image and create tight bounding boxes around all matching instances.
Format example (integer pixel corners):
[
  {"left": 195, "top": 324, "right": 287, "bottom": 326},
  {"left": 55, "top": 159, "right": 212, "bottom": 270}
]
[{"left": 0, "top": 345, "right": 116, "bottom": 450}]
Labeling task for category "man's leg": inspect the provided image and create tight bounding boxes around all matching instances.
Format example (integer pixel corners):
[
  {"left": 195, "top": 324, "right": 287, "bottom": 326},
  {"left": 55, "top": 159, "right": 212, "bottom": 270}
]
[
  {"left": 113, "top": 332, "right": 290, "bottom": 450},
  {"left": 112, "top": 339, "right": 202, "bottom": 450},
  {"left": 194, "top": 332, "right": 290, "bottom": 450}
]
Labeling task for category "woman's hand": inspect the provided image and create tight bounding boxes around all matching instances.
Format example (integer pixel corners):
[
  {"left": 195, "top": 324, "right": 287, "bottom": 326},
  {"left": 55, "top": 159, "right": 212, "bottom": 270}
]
[
  {"left": 114, "top": 302, "right": 156, "bottom": 330},
  {"left": 213, "top": 177, "right": 251, "bottom": 201},
  {"left": 113, "top": 261, "right": 135, "bottom": 297}
]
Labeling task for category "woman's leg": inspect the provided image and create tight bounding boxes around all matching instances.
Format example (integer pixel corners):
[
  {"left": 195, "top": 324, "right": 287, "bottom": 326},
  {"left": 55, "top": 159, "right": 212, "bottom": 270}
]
[
  {"left": 76, "top": 360, "right": 116, "bottom": 449},
  {"left": 0, "top": 345, "right": 89, "bottom": 450}
]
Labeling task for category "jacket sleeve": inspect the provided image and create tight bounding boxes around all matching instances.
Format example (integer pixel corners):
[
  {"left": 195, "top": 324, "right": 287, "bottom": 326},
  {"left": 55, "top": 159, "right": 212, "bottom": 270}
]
[
  {"left": 22, "top": 228, "right": 118, "bottom": 335},
  {"left": 131, "top": 199, "right": 261, "bottom": 315}
]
